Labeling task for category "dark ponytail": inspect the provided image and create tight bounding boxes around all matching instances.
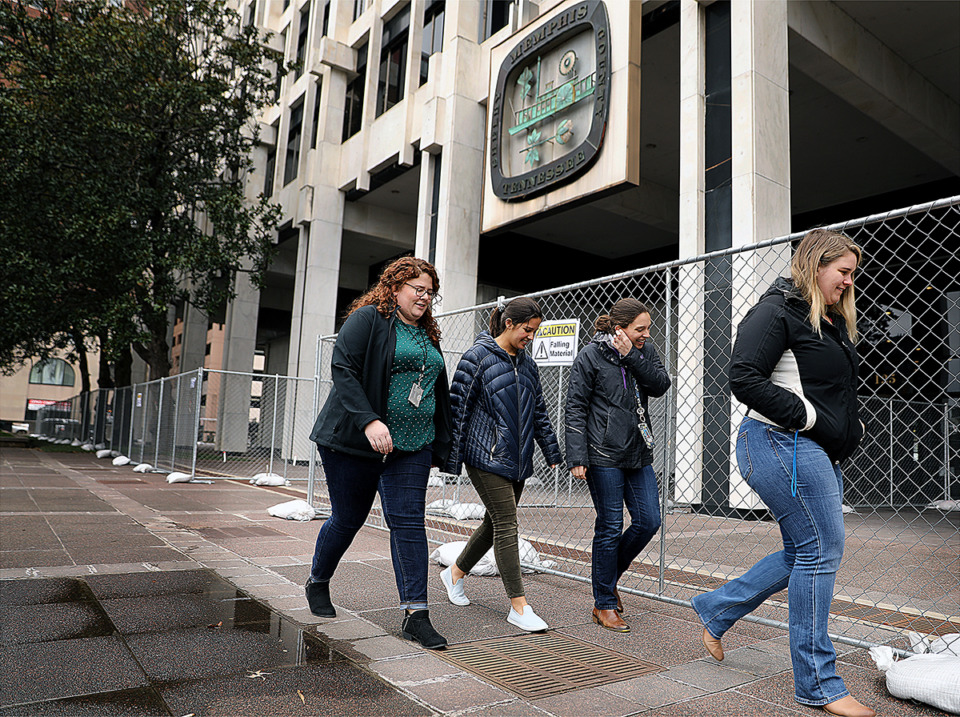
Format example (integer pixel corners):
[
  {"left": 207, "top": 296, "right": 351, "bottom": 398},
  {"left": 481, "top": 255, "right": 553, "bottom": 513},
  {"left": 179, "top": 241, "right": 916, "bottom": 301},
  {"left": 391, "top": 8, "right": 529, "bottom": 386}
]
[
  {"left": 593, "top": 298, "right": 650, "bottom": 335},
  {"left": 489, "top": 297, "right": 543, "bottom": 336}
]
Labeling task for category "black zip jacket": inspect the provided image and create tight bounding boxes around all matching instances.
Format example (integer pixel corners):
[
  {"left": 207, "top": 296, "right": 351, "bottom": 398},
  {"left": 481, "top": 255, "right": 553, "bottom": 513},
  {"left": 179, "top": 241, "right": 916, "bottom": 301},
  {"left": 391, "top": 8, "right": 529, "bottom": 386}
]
[
  {"left": 308, "top": 305, "right": 453, "bottom": 465},
  {"left": 444, "top": 331, "right": 562, "bottom": 481},
  {"left": 731, "top": 277, "right": 863, "bottom": 463},
  {"left": 564, "top": 336, "right": 671, "bottom": 470}
]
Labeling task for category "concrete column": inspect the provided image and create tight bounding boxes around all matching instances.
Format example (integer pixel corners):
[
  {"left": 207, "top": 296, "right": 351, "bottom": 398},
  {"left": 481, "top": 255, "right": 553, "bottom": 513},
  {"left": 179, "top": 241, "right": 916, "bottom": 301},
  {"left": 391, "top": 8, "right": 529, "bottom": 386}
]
[
  {"left": 674, "top": 0, "right": 706, "bottom": 505},
  {"left": 216, "top": 271, "right": 260, "bottom": 453},
  {"left": 728, "top": 0, "right": 792, "bottom": 509},
  {"left": 421, "top": 1, "right": 484, "bottom": 315},
  {"left": 179, "top": 303, "right": 208, "bottom": 373}
]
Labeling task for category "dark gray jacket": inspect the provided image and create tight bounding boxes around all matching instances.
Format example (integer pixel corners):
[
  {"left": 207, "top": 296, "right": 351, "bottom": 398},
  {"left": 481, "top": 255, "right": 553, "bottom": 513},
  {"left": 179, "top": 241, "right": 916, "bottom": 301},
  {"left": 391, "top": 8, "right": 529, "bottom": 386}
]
[
  {"left": 309, "top": 305, "right": 452, "bottom": 465},
  {"left": 564, "top": 336, "right": 670, "bottom": 470}
]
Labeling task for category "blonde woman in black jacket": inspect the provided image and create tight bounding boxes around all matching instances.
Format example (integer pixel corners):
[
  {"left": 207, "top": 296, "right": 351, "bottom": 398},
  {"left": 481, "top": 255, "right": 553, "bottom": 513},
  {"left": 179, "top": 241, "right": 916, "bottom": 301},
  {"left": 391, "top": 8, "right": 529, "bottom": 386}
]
[
  {"left": 565, "top": 299, "right": 670, "bottom": 633},
  {"left": 691, "top": 230, "right": 873, "bottom": 717}
]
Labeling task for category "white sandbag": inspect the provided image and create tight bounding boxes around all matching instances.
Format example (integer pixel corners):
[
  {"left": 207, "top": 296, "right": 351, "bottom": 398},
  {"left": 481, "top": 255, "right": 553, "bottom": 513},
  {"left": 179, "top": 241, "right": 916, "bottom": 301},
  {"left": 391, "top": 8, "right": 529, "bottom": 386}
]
[
  {"left": 81, "top": 443, "right": 95, "bottom": 451},
  {"left": 267, "top": 499, "right": 317, "bottom": 521},
  {"left": 926, "top": 499, "right": 960, "bottom": 511},
  {"left": 426, "top": 499, "right": 455, "bottom": 512},
  {"left": 250, "top": 472, "right": 288, "bottom": 486},
  {"left": 430, "top": 541, "right": 497, "bottom": 576},
  {"left": 95, "top": 449, "right": 112, "bottom": 459},
  {"left": 112, "top": 455, "right": 131, "bottom": 466},
  {"left": 71, "top": 439, "right": 82, "bottom": 447},
  {"left": 94, "top": 443, "right": 106, "bottom": 450},
  {"left": 427, "top": 474, "right": 445, "bottom": 487},
  {"left": 448, "top": 503, "right": 485, "bottom": 520},
  {"left": 132, "top": 463, "right": 153, "bottom": 473},
  {"left": 166, "top": 472, "right": 193, "bottom": 483},
  {"left": 871, "top": 645, "right": 960, "bottom": 714},
  {"left": 430, "top": 538, "right": 556, "bottom": 577},
  {"left": 908, "top": 631, "right": 960, "bottom": 657},
  {"left": 841, "top": 504, "right": 856, "bottom": 514}
]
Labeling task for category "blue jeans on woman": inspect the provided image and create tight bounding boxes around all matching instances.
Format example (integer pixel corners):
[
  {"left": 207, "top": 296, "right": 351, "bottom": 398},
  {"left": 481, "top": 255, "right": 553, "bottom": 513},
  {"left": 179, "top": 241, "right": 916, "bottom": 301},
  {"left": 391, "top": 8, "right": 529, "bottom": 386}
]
[
  {"left": 586, "top": 464, "right": 662, "bottom": 610},
  {"left": 311, "top": 446, "right": 431, "bottom": 610},
  {"left": 691, "top": 418, "right": 848, "bottom": 707}
]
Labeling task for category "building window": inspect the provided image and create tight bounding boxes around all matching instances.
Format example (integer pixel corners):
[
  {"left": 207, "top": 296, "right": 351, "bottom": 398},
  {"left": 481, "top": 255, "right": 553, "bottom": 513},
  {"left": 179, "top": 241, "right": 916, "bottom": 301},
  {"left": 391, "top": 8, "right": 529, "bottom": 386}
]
[
  {"left": 479, "top": 0, "right": 511, "bottom": 42},
  {"left": 245, "top": 0, "right": 257, "bottom": 27},
  {"left": 284, "top": 100, "right": 303, "bottom": 185},
  {"left": 420, "top": 0, "right": 444, "bottom": 86},
  {"left": 264, "top": 127, "right": 277, "bottom": 196},
  {"left": 311, "top": 79, "right": 323, "bottom": 148},
  {"left": 342, "top": 42, "right": 367, "bottom": 141},
  {"left": 376, "top": 6, "right": 409, "bottom": 116},
  {"left": 321, "top": 0, "right": 330, "bottom": 36},
  {"left": 353, "top": 0, "right": 363, "bottom": 22},
  {"left": 29, "top": 359, "right": 75, "bottom": 386},
  {"left": 295, "top": 3, "right": 310, "bottom": 78},
  {"left": 273, "top": 30, "right": 287, "bottom": 102}
]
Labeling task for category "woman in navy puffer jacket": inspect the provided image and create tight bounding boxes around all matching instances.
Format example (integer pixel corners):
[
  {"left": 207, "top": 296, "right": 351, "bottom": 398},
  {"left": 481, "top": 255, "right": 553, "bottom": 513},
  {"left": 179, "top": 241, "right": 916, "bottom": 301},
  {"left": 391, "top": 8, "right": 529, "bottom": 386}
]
[{"left": 440, "top": 297, "right": 563, "bottom": 632}]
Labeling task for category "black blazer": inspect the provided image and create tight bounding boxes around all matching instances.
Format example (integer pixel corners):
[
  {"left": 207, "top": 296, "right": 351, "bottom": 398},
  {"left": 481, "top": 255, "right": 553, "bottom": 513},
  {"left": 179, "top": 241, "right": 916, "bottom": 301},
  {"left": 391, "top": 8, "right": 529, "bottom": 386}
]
[{"left": 309, "top": 305, "right": 453, "bottom": 465}]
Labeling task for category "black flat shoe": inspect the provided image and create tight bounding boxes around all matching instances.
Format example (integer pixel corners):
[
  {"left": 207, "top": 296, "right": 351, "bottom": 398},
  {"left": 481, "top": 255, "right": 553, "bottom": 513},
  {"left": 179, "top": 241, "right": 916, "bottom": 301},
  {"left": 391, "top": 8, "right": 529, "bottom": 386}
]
[
  {"left": 401, "top": 610, "right": 447, "bottom": 650},
  {"left": 305, "top": 577, "right": 336, "bottom": 617}
]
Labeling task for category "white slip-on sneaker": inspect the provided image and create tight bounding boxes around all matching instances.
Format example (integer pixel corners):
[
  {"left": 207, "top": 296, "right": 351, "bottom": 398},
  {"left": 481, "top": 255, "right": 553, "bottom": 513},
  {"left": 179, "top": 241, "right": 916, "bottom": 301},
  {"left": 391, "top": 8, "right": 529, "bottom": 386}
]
[
  {"left": 440, "top": 566, "right": 470, "bottom": 606},
  {"left": 507, "top": 605, "right": 548, "bottom": 632}
]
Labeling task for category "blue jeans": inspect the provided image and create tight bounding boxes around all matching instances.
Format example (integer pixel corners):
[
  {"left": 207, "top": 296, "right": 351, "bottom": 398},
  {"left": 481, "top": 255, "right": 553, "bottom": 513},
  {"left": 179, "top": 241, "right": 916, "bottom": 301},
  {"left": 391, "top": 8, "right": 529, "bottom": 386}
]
[
  {"left": 586, "top": 465, "right": 662, "bottom": 610},
  {"left": 311, "top": 446, "right": 431, "bottom": 610},
  {"left": 690, "top": 418, "right": 848, "bottom": 706}
]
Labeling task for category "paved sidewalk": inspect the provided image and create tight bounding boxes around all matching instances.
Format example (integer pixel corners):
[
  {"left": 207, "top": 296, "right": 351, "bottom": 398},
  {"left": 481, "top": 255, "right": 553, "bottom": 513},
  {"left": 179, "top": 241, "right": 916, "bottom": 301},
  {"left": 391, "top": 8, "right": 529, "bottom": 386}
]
[{"left": 0, "top": 447, "right": 947, "bottom": 716}]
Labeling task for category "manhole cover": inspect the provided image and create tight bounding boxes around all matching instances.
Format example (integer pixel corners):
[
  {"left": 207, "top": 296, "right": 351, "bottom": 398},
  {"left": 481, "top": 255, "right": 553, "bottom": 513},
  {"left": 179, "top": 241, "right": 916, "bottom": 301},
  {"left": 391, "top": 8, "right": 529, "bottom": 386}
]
[{"left": 437, "top": 631, "right": 661, "bottom": 698}]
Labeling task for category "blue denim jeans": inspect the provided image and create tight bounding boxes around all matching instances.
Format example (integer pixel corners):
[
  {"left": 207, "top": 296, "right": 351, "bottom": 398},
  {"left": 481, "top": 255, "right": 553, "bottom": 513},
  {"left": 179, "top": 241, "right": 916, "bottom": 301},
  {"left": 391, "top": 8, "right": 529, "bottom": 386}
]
[
  {"left": 690, "top": 418, "right": 848, "bottom": 706},
  {"left": 311, "top": 446, "right": 431, "bottom": 610},
  {"left": 586, "top": 464, "right": 662, "bottom": 610}
]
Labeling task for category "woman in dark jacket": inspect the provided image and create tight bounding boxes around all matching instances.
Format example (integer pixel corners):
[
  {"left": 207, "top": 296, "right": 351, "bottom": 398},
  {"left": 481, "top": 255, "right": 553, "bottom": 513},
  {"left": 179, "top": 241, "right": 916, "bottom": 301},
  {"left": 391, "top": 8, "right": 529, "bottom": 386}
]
[
  {"left": 440, "top": 297, "right": 563, "bottom": 632},
  {"left": 565, "top": 299, "right": 670, "bottom": 633},
  {"left": 691, "top": 230, "right": 873, "bottom": 717},
  {"left": 306, "top": 257, "right": 452, "bottom": 650}
]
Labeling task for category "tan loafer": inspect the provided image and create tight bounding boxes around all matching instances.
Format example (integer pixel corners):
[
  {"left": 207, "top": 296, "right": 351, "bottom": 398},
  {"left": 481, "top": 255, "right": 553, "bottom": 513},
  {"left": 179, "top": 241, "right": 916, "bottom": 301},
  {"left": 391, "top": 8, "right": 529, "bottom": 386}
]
[
  {"left": 592, "top": 607, "right": 630, "bottom": 633},
  {"left": 701, "top": 628, "right": 724, "bottom": 661},
  {"left": 822, "top": 696, "right": 875, "bottom": 717}
]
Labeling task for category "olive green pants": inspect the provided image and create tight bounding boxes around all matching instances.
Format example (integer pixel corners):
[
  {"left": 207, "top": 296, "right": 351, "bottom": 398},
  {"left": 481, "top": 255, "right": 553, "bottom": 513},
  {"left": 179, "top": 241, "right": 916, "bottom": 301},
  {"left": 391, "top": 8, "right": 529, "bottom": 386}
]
[{"left": 455, "top": 465, "right": 526, "bottom": 599}]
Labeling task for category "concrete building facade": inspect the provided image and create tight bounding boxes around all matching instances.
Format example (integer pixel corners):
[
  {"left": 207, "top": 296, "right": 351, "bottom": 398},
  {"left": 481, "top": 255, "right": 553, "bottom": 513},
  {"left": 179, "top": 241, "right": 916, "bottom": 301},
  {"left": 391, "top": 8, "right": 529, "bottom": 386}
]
[{"left": 218, "top": 0, "right": 957, "bottom": 389}]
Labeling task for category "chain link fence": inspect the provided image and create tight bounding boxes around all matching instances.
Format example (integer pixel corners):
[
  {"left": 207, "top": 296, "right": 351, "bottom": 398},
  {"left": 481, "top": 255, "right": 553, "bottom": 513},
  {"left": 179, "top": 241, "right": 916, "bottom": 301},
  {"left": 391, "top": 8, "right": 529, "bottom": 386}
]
[
  {"left": 35, "top": 368, "right": 318, "bottom": 486},
  {"left": 32, "top": 195, "right": 959, "bottom": 649},
  {"left": 308, "top": 196, "right": 959, "bottom": 649}
]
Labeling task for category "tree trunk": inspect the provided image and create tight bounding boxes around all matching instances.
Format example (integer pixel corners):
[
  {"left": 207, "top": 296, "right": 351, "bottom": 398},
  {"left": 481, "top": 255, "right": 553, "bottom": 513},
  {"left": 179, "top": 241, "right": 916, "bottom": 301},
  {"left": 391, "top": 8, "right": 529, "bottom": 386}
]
[{"left": 71, "top": 329, "right": 92, "bottom": 394}]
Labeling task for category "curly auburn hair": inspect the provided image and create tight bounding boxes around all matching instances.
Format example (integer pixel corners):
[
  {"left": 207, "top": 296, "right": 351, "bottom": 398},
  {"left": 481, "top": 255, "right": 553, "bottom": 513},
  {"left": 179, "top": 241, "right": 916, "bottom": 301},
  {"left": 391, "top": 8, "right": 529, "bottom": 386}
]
[{"left": 345, "top": 256, "right": 443, "bottom": 345}]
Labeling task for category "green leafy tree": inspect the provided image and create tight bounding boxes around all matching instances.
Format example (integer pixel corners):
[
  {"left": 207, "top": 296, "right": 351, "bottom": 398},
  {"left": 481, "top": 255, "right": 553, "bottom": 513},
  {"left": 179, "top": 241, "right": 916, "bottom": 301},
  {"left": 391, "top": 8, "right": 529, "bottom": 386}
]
[{"left": 0, "top": 0, "right": 283, "bottom": 382}]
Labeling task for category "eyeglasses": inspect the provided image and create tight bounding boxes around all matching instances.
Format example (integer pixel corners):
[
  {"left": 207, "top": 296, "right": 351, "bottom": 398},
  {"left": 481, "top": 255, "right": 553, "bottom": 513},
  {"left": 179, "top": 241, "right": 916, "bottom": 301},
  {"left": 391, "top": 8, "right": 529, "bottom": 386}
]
[{"left": 404, "top": 283, "right": 441, "bottom": 301}]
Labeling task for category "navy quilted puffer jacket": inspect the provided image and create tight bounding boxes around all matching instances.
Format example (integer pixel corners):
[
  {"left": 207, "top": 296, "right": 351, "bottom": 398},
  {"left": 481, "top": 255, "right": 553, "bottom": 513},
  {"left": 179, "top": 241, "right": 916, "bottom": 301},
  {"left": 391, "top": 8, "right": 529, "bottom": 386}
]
[{"left": 444, "top": 332, "right": 562, "bottom": 481}]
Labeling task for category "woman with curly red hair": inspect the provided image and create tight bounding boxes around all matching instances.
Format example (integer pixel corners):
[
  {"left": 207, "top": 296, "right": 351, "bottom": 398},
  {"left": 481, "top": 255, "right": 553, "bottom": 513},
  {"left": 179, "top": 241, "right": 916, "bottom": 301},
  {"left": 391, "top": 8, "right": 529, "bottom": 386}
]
[{"left": 307, "top": 256, "right": 453, "bottom": 649}]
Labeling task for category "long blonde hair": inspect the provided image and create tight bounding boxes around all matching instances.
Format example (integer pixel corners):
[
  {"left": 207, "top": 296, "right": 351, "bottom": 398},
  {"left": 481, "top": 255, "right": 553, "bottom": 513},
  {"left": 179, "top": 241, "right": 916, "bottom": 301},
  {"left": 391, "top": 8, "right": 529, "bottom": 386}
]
[{"left": 791, "top": 228, "right": 862, "bottom": 342}]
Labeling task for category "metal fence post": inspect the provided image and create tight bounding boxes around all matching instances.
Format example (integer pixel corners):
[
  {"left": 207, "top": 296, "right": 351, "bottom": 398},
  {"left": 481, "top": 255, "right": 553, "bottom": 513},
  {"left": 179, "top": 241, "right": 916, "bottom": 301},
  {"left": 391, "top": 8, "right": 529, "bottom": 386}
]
[
  {"left": 308, "top": 369, "right": 320, "bottom": 506},
  {"left": 191, "top": 368, "right": 203, "bottom": 478},
  {"left": 127, "top": 385, "right": 136, "bottom": 457},
  {"left": 155, "top": 377, "right": 164, "bottom": 468},
  {"left": 658, "top": 265, "right": 674, "bottom": 596},
  {"left": 269, "top": 374, "right": 280, "bottom": 476},
  {"left": 944, "top": 403, "right": 951, "bottom": 501},
  {"left": 139, "top": 385, "right": 148, "bottom": 463}
]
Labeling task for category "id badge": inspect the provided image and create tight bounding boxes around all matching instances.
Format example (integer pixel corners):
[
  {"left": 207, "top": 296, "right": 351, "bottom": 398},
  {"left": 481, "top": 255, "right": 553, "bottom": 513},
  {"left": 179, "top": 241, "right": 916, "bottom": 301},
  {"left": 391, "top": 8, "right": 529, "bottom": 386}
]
[
  {"left": 638, "top": 421, "right": 655, "bottom": 449},
  {"left": 408, "top": 382, "right": 423, "bottom": 407}
]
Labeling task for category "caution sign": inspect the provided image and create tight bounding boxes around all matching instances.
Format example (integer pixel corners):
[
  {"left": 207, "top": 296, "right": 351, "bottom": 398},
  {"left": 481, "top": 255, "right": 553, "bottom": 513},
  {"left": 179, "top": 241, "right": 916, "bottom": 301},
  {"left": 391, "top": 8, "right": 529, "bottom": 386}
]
[{"left": 531, "top": 319, "right": 580, "bottom": 366}]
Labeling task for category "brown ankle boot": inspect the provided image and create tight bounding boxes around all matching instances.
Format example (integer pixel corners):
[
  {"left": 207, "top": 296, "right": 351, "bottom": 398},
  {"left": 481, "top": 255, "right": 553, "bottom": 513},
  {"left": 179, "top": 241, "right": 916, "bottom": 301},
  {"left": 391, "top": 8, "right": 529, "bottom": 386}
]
[
  {"left": 822, "top": 696, "right": 875, "bottom": 717},
  {"left": 592, "top": 607, "right": 629, "bottom": 633},
  {"left": 701, "top": 628, "right": 724, "bottom": 661}
]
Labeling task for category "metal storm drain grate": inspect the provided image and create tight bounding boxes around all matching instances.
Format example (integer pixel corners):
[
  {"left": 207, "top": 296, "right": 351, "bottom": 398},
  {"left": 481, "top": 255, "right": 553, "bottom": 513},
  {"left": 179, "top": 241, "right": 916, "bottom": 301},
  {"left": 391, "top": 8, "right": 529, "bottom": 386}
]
[{"left": 437, "top": 631, "right": 662, "bottom": 699}]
